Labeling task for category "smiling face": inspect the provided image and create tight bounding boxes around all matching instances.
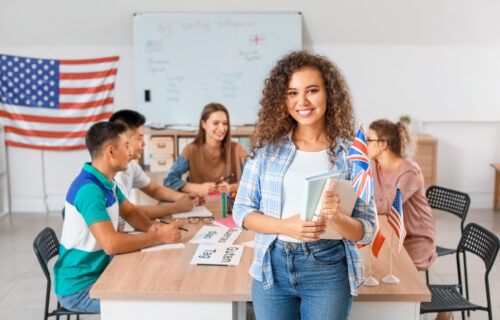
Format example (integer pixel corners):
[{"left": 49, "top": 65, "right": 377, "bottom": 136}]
[
  {"left": 201, "top": 110, "right": 229, "bottom": 144},
  {"left": 127, "top": 125, "right": 145, "bottom": 161},
  {"left": 286, "top": 66, "right": 328, "bottom": 128},
  {"left": 110, "top": 133, "right": 131, "bottom": 171}
]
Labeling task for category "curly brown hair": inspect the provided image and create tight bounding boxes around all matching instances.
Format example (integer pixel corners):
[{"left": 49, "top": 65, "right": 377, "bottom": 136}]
[{"left": 251, "top": 51, "right": 355, "bottom": 162}]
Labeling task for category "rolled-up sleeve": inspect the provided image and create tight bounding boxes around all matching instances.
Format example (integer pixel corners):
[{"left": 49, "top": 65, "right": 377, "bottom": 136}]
[
  {"left": 233, "top": 152, "right": 262, "bottom": 230},
  {"left": 353, "top": 192, "right": 377, "bottom": 245},
  {"left": 163, "top": 156, "right": 189, "bottom": 191}
]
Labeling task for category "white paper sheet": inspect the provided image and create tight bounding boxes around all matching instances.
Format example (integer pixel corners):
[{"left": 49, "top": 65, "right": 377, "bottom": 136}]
[
  {"left": 171, "top": 205, "right": 214, "bottom": 219},
  {"left": 190, "top": 244, "right": 244, "bottom": 266},
  {"left": 189, "top": 225, "right": 241, "bottom": 245},
  {"left": 141, "top": 243, "right": 185, "bottom": 253}
]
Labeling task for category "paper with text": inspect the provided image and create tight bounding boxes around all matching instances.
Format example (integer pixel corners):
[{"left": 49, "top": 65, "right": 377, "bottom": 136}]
[
  {"left": 190, "top": 244, "right": 244, "bottom": 266},
  {"left": 189, "top": 225, "right": 241, "bottom": 245}
]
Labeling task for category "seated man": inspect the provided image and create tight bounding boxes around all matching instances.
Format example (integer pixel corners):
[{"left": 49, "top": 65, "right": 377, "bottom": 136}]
[
  {"left": 109, "top": 110, "right": 200, "bottom": 231},
  {"left": 54, "top": 122, "right": 184, "bottom": 314}
]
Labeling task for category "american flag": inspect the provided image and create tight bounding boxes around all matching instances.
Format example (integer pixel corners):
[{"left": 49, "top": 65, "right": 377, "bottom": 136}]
[
  {"left": 347, "top": 126, "right": 373, "bottom": 204},
  {"left": 0, "top": 54, "right": 119, "bottom": 151},
  {"left": 387, "top": 188, "right": 406, "bottom": 252}
]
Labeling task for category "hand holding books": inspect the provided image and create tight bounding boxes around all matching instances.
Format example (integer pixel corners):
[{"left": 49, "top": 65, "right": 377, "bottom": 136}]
[{"left": 281, "top": 214, "right": 326, "bottom": 242}]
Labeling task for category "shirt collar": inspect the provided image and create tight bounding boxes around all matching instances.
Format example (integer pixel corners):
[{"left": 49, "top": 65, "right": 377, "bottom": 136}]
[
  {"left": 285, "top": 130, "right": 351, "bottom": 155},
  {"left": 83, "top": 162, "right": 114, "bottom": 189}
]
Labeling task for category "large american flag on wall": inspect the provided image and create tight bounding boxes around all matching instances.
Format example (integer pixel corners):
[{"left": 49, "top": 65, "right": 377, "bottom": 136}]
[{"left": 0, "top": 54, "right": 119, "bottom": 151}]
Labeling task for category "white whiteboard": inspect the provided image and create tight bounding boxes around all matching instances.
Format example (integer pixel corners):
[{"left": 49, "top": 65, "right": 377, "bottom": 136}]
[{"left": 134, "top": 12, "right": 302, "bottom": 125}]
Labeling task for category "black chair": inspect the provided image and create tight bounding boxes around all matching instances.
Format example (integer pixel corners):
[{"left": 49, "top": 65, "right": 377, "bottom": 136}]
[
  {"left": 61, "top": 207, "right": 65, "bottom": 220},
  {"left": 33, "top": 227, "right": 94, "bottom": 320},
  {"left": 420, "top": 223, "right": 499, "bottom": 320},
  {"left": 425, "top": 186, "right": 471, "bottom": 286}
]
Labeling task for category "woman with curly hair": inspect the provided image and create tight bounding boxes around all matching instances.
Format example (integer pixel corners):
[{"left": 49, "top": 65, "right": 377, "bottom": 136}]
[{"left": 233, "top": 51, "right": 377, "bottom": 320}]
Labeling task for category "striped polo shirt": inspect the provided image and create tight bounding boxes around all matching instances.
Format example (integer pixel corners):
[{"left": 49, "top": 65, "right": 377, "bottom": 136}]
[{"left": 54, "top": 162, "right": 125, "bottom": 296}]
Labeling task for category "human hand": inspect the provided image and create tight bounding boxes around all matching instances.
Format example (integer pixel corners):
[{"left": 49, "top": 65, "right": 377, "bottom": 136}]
[
  {"left": 156, "top": 220, "right": 183, "bottom": 243},
  {"left": 281, "top": 214, "right": 326, "bottom": 242},
  {"left": 320, "top": 190, "right": 341, "bottom": 223},
  {"left": 198, "top": 182, "right": 217, "bottom": 195},
  {"left": 215, "top": 181, "right": 230, "bottom": 193},
  {"left": 172, "top": 194, "right": 196, "bottom": 213}
]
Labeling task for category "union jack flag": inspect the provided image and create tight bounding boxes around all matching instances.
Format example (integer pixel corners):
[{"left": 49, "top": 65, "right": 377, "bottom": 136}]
[
  {"left": 387, "top": 188, "right": 406, "bottom": 252},
  {"left": 347, "top": 126, "right": 373, "bottom": 204},
  {"left": 347, "top": 127, "right": 370, "bottom": 171},
  {"left": 0, "top": 54, "right": 118, "bottom": 150}
]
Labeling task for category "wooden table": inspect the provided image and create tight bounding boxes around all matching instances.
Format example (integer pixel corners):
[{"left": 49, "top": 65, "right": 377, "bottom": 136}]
[
  {"left": 491, "top": 163, "right": 500, "bottom": 211},
  {"left": 91, "top": 201, "right": 430, "bottom": 320}
]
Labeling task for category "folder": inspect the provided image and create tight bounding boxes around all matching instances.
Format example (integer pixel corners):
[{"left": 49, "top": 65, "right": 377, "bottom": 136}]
[{"left": 301, "top": 172, "right": 358, "bottom": 239}]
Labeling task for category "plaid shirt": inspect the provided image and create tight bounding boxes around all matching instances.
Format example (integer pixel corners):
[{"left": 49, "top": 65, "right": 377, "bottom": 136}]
[{"left": 233, "top": 135, "right": 377, "bottom": 296}]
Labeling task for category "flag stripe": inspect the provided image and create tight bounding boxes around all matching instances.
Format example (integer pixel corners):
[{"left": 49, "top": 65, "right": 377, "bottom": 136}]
[
  {"left": 60, "top": 56, "right": 119, "bottom": 64},
  {"left": 59, "top": 90, "right": 114, "bottom": 103},
  {"left": 0, "top": 102, "right": 113, "bottom": 119},
  {"left": 5, "top": 132, "right": 85, "bottom": 147},
  {"left": 59, "top": 98, "right": 113, "bottom": 109},
  {"left": 59, "top": 62, "right": 118, "bottom": 73},
  {"left": 59, "top": 77, "right": 115, "bottom": 88},
  {"left": 5, "top": 126, "right": 87, "bottom": 138},
  {"left": 60, "top": 69, "right": 117, "bottom": 80},
  {"left": 6, "top": 140, "right": 86, "bottom": 151},
  {"left": 0, "top": 109, "right": 112, "bottom": 125},
  {"left": 59, "top": 84, "right": 115, "bottom": 94},
  {"left": 0, "top": 117, "right": 101, "bottom": 132}
]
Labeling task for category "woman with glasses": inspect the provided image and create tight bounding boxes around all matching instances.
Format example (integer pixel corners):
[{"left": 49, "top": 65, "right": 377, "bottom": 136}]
[
  {"left": 367, "top": 119, "right": 437, "bottom": 273},
  {"left": 233, "top": 51, "right": 377, "bottom": 320},
  {"left": 163, "top": 102, "right": 248, "bottom": 195}
]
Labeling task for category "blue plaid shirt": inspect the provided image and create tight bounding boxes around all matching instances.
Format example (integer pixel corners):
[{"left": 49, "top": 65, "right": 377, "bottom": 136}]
[{"left": 233, "top": 135, "right": 377, "bottom": 296}]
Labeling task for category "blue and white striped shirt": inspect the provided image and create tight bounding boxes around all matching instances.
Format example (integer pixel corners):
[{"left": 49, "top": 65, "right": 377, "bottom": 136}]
[{"left": 233, "top": 135, "right": 377, "bottom": 296}]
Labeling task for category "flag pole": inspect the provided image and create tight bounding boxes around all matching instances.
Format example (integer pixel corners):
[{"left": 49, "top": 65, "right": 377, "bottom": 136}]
[
  {"left": 41, "top": 150, "right": 49, "bottom": 213},
  {"left": 383, "top": 231, "right": 400, "bottom": 284},
  {"left": 364, "top": 243, "right": 379, "bottom": 286}
]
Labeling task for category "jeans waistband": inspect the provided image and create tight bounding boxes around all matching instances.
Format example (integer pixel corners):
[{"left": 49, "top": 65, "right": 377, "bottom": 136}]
[{"left": 273, "top": 239, "right": 344, "bottom": 253}]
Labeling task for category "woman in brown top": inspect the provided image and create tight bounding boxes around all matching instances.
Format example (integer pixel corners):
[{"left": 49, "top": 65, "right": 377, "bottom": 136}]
[
  {"left": 367, "top": 119, "right": 437, "bottom": 272},
  {"left": 163, "top": 102, "right": 248, "bottom": 195}
]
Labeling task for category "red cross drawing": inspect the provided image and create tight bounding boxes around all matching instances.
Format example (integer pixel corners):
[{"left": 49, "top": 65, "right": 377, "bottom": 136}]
[{"left": 250, "top": 35, "right": 263, "bottom": 45}]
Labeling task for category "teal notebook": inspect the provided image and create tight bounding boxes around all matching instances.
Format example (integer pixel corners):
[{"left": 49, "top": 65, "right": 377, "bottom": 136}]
[{"left": 301, "top": 172, "right": 357, "bottom": 239}]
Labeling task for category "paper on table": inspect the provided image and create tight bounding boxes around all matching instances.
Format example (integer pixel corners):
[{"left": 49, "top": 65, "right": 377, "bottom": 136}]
[
  {"left": 141, "top": 243, "right": 185, "bottom": 253},
  {"left": 189, "top": 225, "right": 241, "bottom": 245},
  {"left": 171, "top": 205, "right": 214, "bottom": 219},
  {"left": 190, "top": 244, "right": 244, "bottom": 266}
]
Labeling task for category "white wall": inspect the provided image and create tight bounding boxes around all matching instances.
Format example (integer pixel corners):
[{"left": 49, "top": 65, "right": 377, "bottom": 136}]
[{"left": 1, "top": 0, "right": 500, "bottom": 211}]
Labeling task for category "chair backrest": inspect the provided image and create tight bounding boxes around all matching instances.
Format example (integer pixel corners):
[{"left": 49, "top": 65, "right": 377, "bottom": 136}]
[
  {"left": 458, "top": 223, "right": 499, "bottom": 273},
  {"left": 426, "top": 185, "right": 471, "bottom": 229},
  {"left": 33, "top": 227, "right": 60, "bottom": 282}
]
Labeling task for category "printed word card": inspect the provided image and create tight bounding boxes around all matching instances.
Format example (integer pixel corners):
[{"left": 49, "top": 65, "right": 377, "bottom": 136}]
[{"left": 190, "top": 244, "right": 244, "bottom": 266}]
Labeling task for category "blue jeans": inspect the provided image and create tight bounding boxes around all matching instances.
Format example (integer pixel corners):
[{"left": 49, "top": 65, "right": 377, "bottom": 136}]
[
  {"left": 252, "top": 239, "right": 352, "bottom": 320},
  {"left": 57, "top": 284, "right": 100, "bottom": 314}
]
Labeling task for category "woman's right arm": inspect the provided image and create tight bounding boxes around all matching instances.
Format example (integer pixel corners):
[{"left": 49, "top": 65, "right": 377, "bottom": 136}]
[{"left": 163, "top": 155, "right": 189, "bottom": 191}]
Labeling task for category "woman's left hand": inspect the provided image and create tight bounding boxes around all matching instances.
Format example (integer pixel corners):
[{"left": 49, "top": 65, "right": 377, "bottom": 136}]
[{"left": 320, "top": 190, "right": 342, "bottom": 223}]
